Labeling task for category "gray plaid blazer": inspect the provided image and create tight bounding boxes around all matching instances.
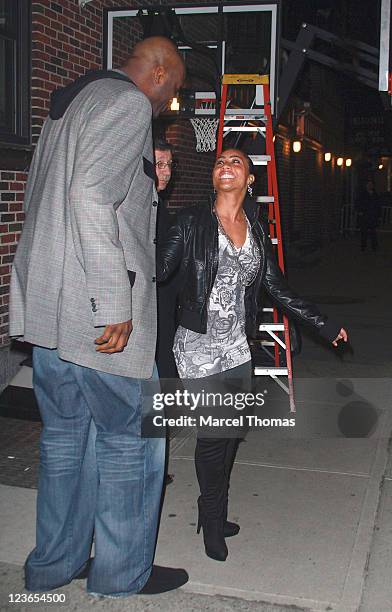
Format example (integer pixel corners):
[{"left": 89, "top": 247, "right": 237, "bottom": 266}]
[{"left": 10, "top": 78, "right": 159, "bottom": 379}]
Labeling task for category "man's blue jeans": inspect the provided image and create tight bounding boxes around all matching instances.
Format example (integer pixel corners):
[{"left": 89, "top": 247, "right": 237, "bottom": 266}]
[{"left": 25, "top": 347, "right": 165, "bottom": 596}]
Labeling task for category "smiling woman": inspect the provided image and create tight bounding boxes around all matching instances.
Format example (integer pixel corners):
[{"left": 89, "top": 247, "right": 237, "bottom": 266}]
[{"left": 156, "top": 147, "right": 348, "bottom": 564}]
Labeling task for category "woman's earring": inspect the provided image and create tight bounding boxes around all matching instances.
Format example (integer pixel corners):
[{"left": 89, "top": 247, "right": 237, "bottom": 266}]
[{"left": 247, "top": 184, "right": 253, "bottom": 197}]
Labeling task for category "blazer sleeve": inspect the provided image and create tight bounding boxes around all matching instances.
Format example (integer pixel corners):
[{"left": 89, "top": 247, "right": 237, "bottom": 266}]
[
  {"left": 262, "top": 230, "right": 341, "bottom": 342},
  {"left": 69, "top": 87, "right": 152, "bottom": 327}
]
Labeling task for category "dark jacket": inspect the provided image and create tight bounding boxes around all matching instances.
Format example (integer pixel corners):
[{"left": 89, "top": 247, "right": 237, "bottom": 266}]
[
  {"left": 355, "top": 191, "right": 381, "bottom": 228},
  {"left": 156, "top": 196, "right": 180, "bottom": 379},
  {"left": 157, "top": 196, "right": 340, "bottom": 343}
]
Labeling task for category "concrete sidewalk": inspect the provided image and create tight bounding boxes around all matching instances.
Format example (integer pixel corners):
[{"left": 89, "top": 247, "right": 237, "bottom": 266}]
[{"left": 0, "top": 235, "right": 391, "bottom": 612}]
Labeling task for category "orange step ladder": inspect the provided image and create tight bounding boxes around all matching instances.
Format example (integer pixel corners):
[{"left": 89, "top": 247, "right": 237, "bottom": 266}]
[{"left": 216, "top": 74, "right": 295, "bottom": 412}]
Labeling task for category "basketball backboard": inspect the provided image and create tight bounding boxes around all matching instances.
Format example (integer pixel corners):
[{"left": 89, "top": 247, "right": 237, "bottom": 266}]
[
  {"left": 103, "top": 2, "right": 280, "bottom": 113},
  {"left": 379, "top": 0, "right": 392, "bottom": 94}
]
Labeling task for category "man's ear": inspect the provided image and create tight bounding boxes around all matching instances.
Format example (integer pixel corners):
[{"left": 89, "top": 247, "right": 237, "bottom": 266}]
[{"left": 153, "top": 65, "right": 165, "bottom": 85}]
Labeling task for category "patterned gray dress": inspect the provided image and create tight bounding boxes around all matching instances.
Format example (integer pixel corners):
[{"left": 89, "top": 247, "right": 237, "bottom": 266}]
[{"left": 173, "top": 221, "right": 260, "bottom": 379}]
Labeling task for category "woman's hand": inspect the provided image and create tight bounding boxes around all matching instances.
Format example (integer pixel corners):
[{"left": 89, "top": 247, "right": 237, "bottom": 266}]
[{"left": 332, "top": 328, "right": 348, "bottom": 347}]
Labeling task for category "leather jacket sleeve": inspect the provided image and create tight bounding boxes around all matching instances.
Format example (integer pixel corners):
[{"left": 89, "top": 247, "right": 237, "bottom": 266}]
[
  {"left": 156, "top": 217, "right": 185, "bottom": 282},
  {"left": 262, "top": 233, "right": 341, "bottom": 342}
]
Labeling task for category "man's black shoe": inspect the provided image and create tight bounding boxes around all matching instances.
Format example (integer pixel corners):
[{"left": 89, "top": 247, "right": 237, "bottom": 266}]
[{"left": 137, "top": 565, "right": 188, "bottom": 594}]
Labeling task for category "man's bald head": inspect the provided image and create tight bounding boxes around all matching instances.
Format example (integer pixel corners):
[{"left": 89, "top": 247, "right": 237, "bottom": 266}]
[
  {"left": 122, "top": 37, "right": 185, "bottom": 118},
  {"left": 129, "top": 36, "right": 182, "bottom": 66}
]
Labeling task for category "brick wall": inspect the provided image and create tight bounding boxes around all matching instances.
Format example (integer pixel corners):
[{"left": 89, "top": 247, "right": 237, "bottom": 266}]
[
  {"left": 165, "top": 121, "right": 216, "bottom": 208},
  {"left": 0, "top": 172, "right": 27, "bottom": 346},
  {"left": 30, "top": 0, "right": 147, "bottom": 143}
]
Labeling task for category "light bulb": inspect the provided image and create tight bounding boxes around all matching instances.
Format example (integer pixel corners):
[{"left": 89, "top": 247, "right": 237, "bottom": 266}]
[
  {"left": 170, "top": 97, "right": 180, "bottom": 111},
  {"left": 292, "top": 140, "right": 301, "bottom": 153}
]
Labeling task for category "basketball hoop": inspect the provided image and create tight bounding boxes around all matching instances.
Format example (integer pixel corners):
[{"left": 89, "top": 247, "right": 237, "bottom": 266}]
[{"left": 190, "top": 99, "right": 219, "bottom": 153}]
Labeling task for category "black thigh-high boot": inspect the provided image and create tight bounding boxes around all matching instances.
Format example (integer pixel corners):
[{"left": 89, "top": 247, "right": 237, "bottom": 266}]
[
  {"left": 195, "top": 437, "right": 228, "bottom": 561},
  {"left": 222, "top": 438, "right": 241, "bottom": 537}
]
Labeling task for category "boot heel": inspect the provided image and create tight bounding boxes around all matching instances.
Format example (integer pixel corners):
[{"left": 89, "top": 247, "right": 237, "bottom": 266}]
[{"left": 196, "top": 500, "right": 228, "bottom": 561}]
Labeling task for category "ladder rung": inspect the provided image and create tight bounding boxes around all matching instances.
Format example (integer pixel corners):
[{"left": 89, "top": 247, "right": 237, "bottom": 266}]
[
  {"left": 256, "top": 196, "right": 274, "bottom": 203},
  {"left": 222, "top": 74, "right": 269, "bottom": 85},
  {"left": 262, "top": 307, "right": 274, "bottom": 312},
  {"left": 259, "top": 341, "right": 275, "bottom": 346},
  {"left": 223, "top": 127, "right": 266, "bottom": 133},
  {"left": 259, "top": 324, "right": 285, "bottom": 331},
  {"left": 224, "top": 116, "right": 267, "bottom": 123},
  {"left": 254, "top": 367, "right": 289, "bottom": 376},
  {"left": 249, "top": 155, "right": 271, "bottom": 165},
  {"left": 225, "top": 108, "right": 266, "bottom": 117}
]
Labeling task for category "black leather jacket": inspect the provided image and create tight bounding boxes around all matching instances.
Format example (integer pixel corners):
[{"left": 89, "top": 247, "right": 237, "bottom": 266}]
[{"left": 157, "top": 196, "right": 340, "bottom": 342}]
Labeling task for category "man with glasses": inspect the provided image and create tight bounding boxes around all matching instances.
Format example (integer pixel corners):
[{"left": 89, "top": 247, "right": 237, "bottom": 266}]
[
  {"left": 155, "top": 137, "right": 176, "bottom": 193},
  {"left": 154, "top": 138, "right": 180, "bottom": 486},
  {"left": 155, "top": 138, "right": 179, "bottom": 381}
]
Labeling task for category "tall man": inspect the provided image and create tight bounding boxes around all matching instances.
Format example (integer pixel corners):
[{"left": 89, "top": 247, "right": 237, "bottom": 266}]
[{"left": 9, "top": 37, "right": 185, "bottom": 597}]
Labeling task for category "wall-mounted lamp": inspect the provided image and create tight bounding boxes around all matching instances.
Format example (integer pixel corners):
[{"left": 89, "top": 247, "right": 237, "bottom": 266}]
[
  {"left": 324, "top": 152, "right": 332, "bottom": 162},
  {"left": 378, "top": 163, "right": 384, "bottom": 170},
  {"left": 337, "top": 157, "right": 344, "bottom": 167},
  {"left": 292, "top": 140, "right": 302, "bottom": 153},
  {"left": 345, "top": 158, "right": 352, "bottom": 167},
  {"left": 170, "top": 97, "right": 180, "bottom": 111}
]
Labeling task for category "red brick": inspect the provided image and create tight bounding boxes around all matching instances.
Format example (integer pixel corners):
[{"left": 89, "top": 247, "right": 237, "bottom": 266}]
[
  {"left": 31, "top": 84, "right": 49, "bottom": 94},
  {"left": 32, "top": 78, "right": 46, "bottom": 89},
  {"left": 61, "top": 43, "right": 74, "bottom": 55},
  {"left": 41, "top": 8, "right": 59, "bottom": 21},
  {"left": 48, "top": 73, "right": 62, "bottom": 84},
  {"left": 1, "top": 234, "right": 15, "bottom": 244},
  {"left": 32, "top": 50, "right": 50, "bottom": 62},
  {"left": 34, "top": 32, "right": 52, "bottom": 46},
  {"left": 32, "top": 22, "right": 46, "bottom": 34},
  {"left": 44, "top": 44, "right": 59, "bottom": 56},
  {"left": 52, "top": 14, "right": 69, "bottom": 28},
  {"left": 9, "top": 182, "right": 25, "bottom": 191},
  {"left": 35, "top": 14, "right": 51, "bottom": 27},
  {"left": 32, "top": 107, "right": 48, "bottom": 118},
  {"left": 57, "top": 33, "right": 69, "bottom": 44}
]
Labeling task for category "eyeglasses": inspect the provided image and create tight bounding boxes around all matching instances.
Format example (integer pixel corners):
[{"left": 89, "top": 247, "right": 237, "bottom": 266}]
[{"left": 155, "top": 161, "right": 177, "bottom": 170}]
